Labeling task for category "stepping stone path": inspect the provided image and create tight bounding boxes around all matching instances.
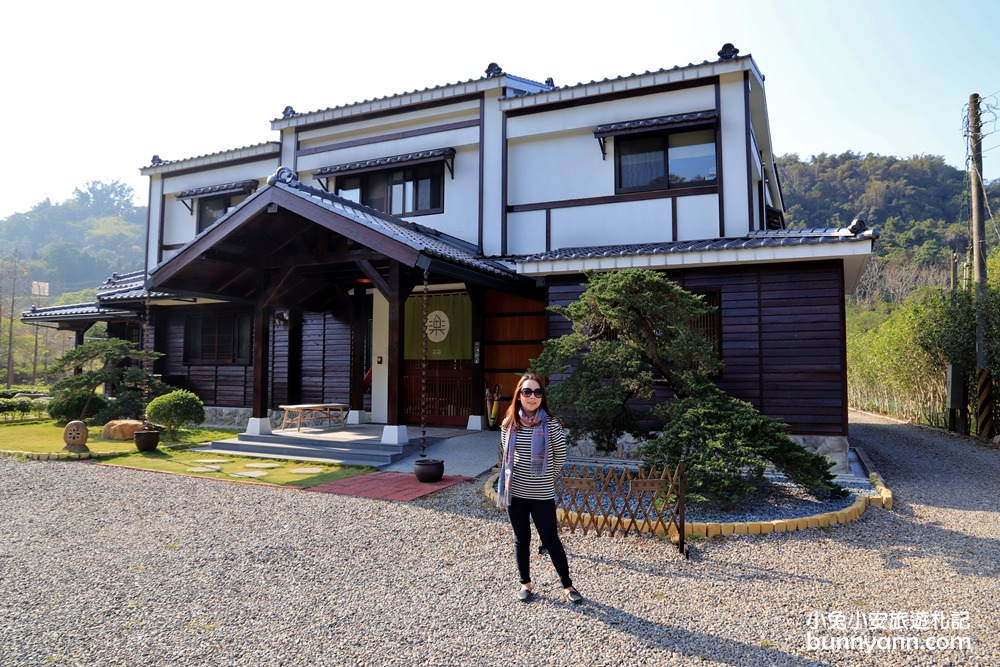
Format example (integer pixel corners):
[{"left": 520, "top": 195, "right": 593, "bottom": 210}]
[
  {"left": 230, "top": 471, "right": 269, "bottom": 478},
  {"left": 192, "top": 459, "right": 231, "bottom": 464},
  {"left": 244, "top": 463, "right": 281, "bottom": 469},
  {"left": 290, "top": 468, "right": 324, "bottom": 474},
  {"left": 187, "top": 466, "right": 221, "bottom": 473}
]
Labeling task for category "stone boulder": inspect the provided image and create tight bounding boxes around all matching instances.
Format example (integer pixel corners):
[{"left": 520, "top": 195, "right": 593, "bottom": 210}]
[{"left": 101, "top": 419, "right": 146, "bottom": 440}]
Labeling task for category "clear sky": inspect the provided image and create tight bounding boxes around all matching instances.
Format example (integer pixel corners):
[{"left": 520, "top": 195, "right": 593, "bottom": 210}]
[{"left": 1, "top": 0, "right": 996, "bottom": 220}]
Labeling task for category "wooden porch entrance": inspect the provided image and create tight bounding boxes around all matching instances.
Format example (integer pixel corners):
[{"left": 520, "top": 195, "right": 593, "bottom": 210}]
[{"left": 402, "top": 360, "right": 473, "bottom": 426}]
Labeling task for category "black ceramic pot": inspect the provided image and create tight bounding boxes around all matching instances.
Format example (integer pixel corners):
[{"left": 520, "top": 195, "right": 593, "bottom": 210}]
[
  {"left": 413, "top": 458, "right": 444, "bottom": 483},
  {"left": 134, "top": 430, "right": 160, "bottom": 452}
]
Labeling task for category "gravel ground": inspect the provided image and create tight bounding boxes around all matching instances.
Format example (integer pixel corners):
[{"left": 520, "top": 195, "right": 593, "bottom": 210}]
[{"left": 1, "top": 410, "right": 997, "bottom": 666}]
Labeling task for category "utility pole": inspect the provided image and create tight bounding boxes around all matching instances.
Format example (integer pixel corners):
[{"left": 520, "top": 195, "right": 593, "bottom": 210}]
[
  {"left": 5, "top": 254, "right": 17, "bottom": 389},
  {"left": 970, "top": 93, "right": 993, "bottom": 439},
  {"left": 30, "top": 281, "right": 48, "bottom": 386}
]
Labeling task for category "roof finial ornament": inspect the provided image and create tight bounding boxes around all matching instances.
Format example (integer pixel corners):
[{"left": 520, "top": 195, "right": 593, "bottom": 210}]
[
  {"left": 545, "top": 77, "right": 555, "bottom": 87},
  {"left": 150, "top": 155, "right": 163, "bottom": 166},
  {"left": 485, "top": 62, "right": 504, "bottom": 78},
  {"left": 718, "top": 43, "right": 739, "bottom": 60},
  {"left": 268, "top": 166, "right": 300, "bottom": 186},
  {"left": 282, "top": 106, "right": 298, "bottom": 119}
]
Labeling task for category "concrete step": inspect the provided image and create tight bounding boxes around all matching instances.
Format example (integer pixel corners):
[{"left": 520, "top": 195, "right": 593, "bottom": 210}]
[
  {"left": 196, "top": 437, "right": 421, "bottom": 467},
  {"left": 235, "top": 431, "right": 413, "bottom": 453}
]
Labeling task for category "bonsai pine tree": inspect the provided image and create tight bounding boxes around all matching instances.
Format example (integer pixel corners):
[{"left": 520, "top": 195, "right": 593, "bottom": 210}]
[
  {"left": 48, "top": 338, "right": 166, "bottom": 424},
  {"left": 532, "top": 268, "right": 721, "bottom": 452},
  {"left": 531, "top": 268, "right": 842, "bottom": 502}
]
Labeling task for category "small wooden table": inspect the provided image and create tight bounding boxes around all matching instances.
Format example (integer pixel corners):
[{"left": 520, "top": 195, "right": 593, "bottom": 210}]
[{"left": 278, "top": 403, "right": 348, "bottom": 431}]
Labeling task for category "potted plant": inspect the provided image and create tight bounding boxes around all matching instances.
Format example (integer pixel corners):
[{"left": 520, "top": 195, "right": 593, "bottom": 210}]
[{"left": 133, "top": 419, "right": 161, "bottom": 452}]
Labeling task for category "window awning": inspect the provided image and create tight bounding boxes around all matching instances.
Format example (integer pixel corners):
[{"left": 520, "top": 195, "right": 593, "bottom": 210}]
[
  {"left": 593, "top": 110, "right": 718, "bottom": 159},
  {"left": 175, "top": 179, "right": 260, "bottom": 201},
  {"left": 593, "top": 110, "right": 718, "bottom": 138},
  {"left": 312, "top": 148, "right": 456, "bottom": 185}
]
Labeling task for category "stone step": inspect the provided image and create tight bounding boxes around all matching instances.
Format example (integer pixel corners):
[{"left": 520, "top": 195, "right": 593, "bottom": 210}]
[{"left": 196, "top": 437, "right": 421, "bottom": 468}]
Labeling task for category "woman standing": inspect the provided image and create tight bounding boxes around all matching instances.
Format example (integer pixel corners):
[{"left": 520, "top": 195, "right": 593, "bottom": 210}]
[{"left": 496, "top": 373, "right": 583, "bottom": 604}]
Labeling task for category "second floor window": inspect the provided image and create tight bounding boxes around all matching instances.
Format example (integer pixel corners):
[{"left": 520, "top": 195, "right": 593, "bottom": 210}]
[
  {"left": 336, "top": 163, "right": 444, "bottom": 216},
  {"left": 198, "top": 193, "right": 249, "bottom": 233},
  {"left": 616, "top": 128, "right": 717, "bottom": 193}
]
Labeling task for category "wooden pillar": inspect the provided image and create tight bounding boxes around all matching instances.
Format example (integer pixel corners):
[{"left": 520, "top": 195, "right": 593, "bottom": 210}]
[
  {"left": 387, "top": 262, "right": 404, "bottom": 424},
  {"left": 252, "top": 297, "right": 271, "bottom": 419},
  {"left": 386, "top": 261, "right": 415, "bottom": 425}
]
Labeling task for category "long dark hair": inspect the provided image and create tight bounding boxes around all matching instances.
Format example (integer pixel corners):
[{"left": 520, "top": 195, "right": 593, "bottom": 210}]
[{"left": 501, "top": 373, "right": 552, "bottom": 430}]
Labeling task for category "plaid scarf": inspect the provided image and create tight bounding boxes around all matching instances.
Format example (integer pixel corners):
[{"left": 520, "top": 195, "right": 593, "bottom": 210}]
[{"left": 496, "top": 408, "right": 549, "bottom": 510}]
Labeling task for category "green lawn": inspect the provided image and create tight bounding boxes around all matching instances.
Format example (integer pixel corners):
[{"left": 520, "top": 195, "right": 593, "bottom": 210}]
[
  {"left": 0, "top": 420, "right": 238, "bottom": 453},
  {"left": 0, "top": 420, "right": 374, "bottom": 488}
]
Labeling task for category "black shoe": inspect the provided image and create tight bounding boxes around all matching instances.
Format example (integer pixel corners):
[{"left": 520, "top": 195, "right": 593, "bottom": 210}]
[
  {"left": 566, "top": 588, "right": 583, "bottom": 604},
  {"left": 516, "top": 587, "right": 533, "bottom": 602}
]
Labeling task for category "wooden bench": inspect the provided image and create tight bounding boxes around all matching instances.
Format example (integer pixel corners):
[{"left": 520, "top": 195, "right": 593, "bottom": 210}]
[{"left": 278, "top": 403, "right": 348, "bottom": 431}]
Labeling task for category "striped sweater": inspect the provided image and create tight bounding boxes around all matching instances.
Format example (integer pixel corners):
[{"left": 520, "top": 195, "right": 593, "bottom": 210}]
[{"left": 500, "top": 416, "right": 567, "bottom": 501}]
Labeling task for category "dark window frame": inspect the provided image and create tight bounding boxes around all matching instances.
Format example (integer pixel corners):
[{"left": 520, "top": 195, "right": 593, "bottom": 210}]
[
  {"left": 335, "top": 162, "right": 445, "bottom": 217},
  {"left": 688, "top": 289, "right": 722, "bottom": 359},
  {"left": 196, "top": 193, "right": 249, "bottom": 233},
  {"left": 614, "top": 126, "right": 718, "bottom": 195},
  {"left": 184, "top": 311, "right": 253, "bottom": 365}
]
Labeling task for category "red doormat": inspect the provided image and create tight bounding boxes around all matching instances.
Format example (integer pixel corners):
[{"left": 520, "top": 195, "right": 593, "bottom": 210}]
[{"left": 307, "top": 471, "right": 472, "bottom": 501}]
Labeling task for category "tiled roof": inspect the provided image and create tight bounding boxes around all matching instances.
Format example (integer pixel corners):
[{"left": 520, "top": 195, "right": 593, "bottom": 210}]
[
  {"left": 274, "top": 67, "right": 555, "bottom": 125},
  {"left": 267, "top": 168, "right": 516, "bottom": 279},
  {"left": 594, "top": 111, "right": 718, "bottom": 137},
  {"left": 313, "top": 148, "right": 455, "bottom": 177},
  {"left": 21, "top": 302, "right": 138, "bottom": 322},
  {"left": 22, "top": 271, "right": 175, "bottom": 322},
  {"left": 141, "top": 142, "right": 280, "bottom": 171},
  {"left": 516, "top": 228, "right": 880, "bottom": 263},
  {"left": 97, "top": 270, "right": 173, "bottom": 302},
  {"left": 175, "top": 179, "right": 259, "bottom": 200}
]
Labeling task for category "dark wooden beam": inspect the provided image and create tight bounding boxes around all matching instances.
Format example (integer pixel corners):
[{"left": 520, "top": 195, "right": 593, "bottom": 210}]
[
  {"left": 252, "top": 273, "right": 273, "bottom": 418},
  {"left": 357, "top": 259, "right": 390, "bottom": 298},
  {"left": 385, "top": 262, "right": 417, "bottom": 425}
]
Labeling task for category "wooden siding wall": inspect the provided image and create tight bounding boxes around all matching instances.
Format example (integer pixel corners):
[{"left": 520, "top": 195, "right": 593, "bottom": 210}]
[
  {"left": 546, "top": 260, "right": 848, "bottom": 436},
  {"left": 270, "top": 317, "right": 290, "bottom": 407},
  {"left": 157, "top": 306, "right": 353, "bottom": 410},
  {"left": 298, "top": 311, "right": 352, "bottom": 405},
  {"left": 484, "top": 291, "right": 547, "bottom": 418},
  {"left": 158, "top": 307, "right": 253, "bottom": 407}
]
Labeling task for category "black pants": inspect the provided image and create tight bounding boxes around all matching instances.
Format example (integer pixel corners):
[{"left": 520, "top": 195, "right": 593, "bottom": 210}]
[{"left": 507, "top": 496, "right": 573, "bottom": 588}]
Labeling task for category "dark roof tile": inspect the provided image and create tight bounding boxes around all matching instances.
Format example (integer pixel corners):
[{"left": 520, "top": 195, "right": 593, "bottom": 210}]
[{"left": 516, "top": 228, "right": 879, "bottom": 263}]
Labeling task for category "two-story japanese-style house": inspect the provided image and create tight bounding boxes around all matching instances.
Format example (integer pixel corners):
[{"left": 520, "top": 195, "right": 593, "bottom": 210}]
[{"left": 25, "top": 45, "right": 876, "bottom": 471}]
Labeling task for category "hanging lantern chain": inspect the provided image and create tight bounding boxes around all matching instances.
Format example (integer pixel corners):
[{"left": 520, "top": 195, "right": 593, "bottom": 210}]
[{"left": 420, "top": 269, "right": 429, "bottom": 455}]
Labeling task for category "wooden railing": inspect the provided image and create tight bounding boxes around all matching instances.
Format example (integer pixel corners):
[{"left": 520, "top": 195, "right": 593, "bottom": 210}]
[{"left": 556, "top": 461, "right": 686, "bottom": 557}]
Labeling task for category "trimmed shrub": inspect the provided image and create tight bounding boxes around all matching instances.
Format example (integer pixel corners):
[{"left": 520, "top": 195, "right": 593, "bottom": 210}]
[
  {"left": 145, "top": 390, "right": 205, "bottom": 440},
  {"left": 46, "top": 393, "right": 109, "bottom": 424},
  {"left": 30, "top": 398, "right": 50, "bottom": 416}
]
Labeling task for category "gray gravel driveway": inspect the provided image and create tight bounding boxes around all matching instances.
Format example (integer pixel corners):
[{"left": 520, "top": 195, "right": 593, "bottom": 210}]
[{"left": 1, "top": 411, "right": 997, "bottom": 666}]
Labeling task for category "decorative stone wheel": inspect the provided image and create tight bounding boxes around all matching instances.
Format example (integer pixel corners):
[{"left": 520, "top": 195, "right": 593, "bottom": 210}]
[{"left": 62, "top": 421, "right": 90, "bottom": 453}]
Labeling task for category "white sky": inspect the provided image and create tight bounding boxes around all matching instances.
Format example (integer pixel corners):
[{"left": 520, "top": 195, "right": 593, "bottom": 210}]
[{"left": 1, "top": 0, "right": 997, "bottom": 220}]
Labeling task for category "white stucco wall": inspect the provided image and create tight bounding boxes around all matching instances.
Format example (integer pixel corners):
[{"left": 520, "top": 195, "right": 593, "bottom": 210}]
[
  {"left": 718, "top": 71, "right": 751, "bottom": 237},
  {"left": 371, "top": 289, "right": 389, "bottom": 424}
]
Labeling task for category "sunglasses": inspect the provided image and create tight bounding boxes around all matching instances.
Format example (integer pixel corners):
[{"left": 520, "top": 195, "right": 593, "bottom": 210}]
[{"left": 518, "top": 387, "right": 544, "bottom": 398}]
